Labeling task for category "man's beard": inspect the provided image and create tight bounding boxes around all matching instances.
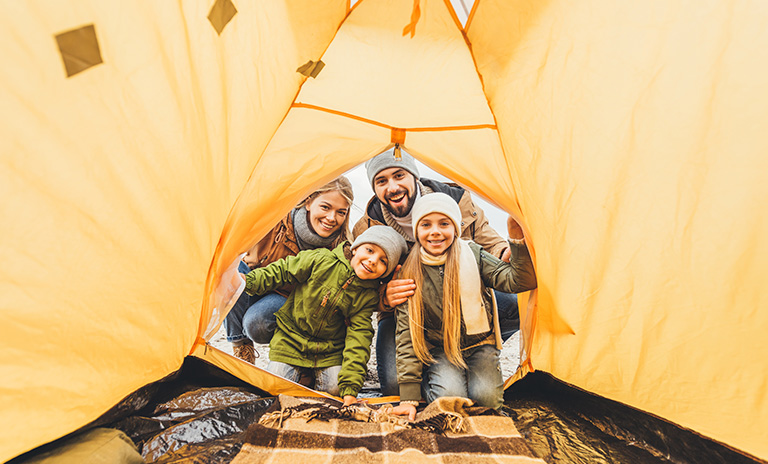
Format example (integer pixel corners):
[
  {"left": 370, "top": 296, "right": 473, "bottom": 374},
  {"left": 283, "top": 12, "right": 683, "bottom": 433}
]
[{"left": 383, "top": 188, "right": 417, "bottom": 218}]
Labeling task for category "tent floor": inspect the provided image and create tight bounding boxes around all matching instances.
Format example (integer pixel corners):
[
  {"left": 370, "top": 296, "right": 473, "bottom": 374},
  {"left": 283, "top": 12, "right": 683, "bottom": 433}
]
[{"left": 10, "top": 358, "right": 766, "bottom": 464}]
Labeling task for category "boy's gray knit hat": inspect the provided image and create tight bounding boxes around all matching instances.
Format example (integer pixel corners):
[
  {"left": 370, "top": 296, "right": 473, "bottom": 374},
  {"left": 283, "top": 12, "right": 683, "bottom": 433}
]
[
  {"left": 365, "top": 149, "right": 420, "bottom": 187},
  {"left": 351, "top": 225, "right": 408, "bottom": 277}
]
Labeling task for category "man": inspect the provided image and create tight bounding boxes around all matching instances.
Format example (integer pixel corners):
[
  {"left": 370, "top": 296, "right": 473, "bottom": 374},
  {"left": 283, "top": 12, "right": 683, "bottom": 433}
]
[{"left": 353, "top": 149, "right": 524, "bottom": 396}]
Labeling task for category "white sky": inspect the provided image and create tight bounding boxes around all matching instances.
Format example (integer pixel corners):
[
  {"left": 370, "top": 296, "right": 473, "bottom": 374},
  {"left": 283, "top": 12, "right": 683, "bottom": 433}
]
[{"left": 349, "top": 0, "right": 475, "bottom": 26}]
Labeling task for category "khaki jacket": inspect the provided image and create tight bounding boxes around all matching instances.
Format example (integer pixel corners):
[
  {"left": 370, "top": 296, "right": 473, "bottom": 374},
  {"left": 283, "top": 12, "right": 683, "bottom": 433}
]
[{"left": 394, "top": 241, "right": 537, "bottom": 401}]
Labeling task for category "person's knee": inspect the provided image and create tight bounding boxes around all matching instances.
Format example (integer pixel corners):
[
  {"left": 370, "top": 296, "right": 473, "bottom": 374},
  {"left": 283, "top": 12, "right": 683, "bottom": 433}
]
[
  {"left": 467, "top": 346, "right": 503, "bottom": 409},
  {"left": 267, "top": 362, "right": 300, "bottom": 382},
  {"left": 471, "top": 386, "right": 503, "bottom": 409},
  {"left": 242, "top": 298, "right": 281, "bottom": 343},
  {"left": 434, "top": 378, "right": 467, "bottom": 397},
  {"left": 315, "top": 366, "right": 341, "bottom": 395},
  {"left": 424, "top": 366, "right": 468, "bottom": 401},
  {"left": 242, "top": 315, "right": 273, "bottom": 344},
  {"left": 320, "top": 383, "right": 340, "bottom": 396}
]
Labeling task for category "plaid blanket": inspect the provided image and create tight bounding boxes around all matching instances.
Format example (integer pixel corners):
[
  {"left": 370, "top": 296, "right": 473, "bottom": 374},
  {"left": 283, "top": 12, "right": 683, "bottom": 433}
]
[{"left": 232, "top": 395, "right": 545, "bottom": 463}]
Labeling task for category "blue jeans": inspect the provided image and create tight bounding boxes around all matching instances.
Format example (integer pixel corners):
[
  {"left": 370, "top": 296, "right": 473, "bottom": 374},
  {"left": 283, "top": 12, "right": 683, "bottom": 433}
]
[
  {"left": 268, "top": 361, "right": 342, "bottom": 396},
  {"left": 223, "top": 261, "right": 286, "bottom": 345},
  {"left": 422, "top": 344, "right": 503, "bottom": 409},
  {"left": 495, "top": 290, "right": 520, "bottom": 342},
  {"left": 376, "top": 289, "right": 519, "bottom": 396},
  {"left": 376, "top": 316, "right": 399, "bottom": 396}
]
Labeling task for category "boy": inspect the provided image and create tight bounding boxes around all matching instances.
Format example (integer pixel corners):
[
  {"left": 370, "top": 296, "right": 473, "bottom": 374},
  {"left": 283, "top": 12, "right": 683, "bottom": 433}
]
[{"left": 242, "top": 225, "right": 407, "bottom": 405}]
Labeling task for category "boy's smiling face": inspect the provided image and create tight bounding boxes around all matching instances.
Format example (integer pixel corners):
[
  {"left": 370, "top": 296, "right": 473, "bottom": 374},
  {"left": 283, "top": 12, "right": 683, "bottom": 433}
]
[{"left": 350, "top": 243, "right": 388, "bottom": 280}]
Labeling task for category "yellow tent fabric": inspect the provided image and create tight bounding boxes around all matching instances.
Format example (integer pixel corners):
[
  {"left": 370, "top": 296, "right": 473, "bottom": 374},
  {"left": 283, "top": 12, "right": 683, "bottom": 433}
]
[{"left": 1, "top": 0, "right": 767, "bottom": 461}]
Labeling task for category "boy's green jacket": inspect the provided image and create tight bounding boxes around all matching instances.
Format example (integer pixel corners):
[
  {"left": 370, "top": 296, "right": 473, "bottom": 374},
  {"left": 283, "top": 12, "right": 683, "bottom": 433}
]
[{"left": 244, "top": 242, "right": 380, "bottom": 397}]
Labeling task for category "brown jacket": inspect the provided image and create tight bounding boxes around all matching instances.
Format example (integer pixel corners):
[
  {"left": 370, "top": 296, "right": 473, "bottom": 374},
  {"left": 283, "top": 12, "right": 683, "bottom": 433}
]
[
  {"left": 352, "top": 178, "right": 509, "bottom": 258},
  {"left": 242, "top": 211, "right": 348, "bottom": 297},
  {"left": 242, "top": 213, "right": 301, "bottom": 297}
]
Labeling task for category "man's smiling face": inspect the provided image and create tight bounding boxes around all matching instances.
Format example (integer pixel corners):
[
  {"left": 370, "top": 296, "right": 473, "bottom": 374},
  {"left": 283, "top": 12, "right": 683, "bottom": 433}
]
[{"left": 372, "top": 167, "right": 417, "bottom": 218}]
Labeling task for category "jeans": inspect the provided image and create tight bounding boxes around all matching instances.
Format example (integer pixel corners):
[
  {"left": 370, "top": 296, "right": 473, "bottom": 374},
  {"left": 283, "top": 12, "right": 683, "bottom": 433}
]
[
  {"left": 376, "top": 316, "right": 399, "bottom": 396},
  {"left": 376, "top": 289, "right": 519, "bottom": 396},
  {"left": 223, "top": 261, "right": 286, "bottom": 345},
  {"left": 422, "top": 344, "right": 503, "bottom": 409},
  {"left": 495, "top": 290, "right": 520, "bottom": 342},
  {"left": 268, "top": 361, "right": 342, "bottom": 396}
]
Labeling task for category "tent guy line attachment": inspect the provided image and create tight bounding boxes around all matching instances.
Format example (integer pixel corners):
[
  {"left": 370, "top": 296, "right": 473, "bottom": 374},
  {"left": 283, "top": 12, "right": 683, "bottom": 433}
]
[{"left": 291, "top": 103, "right": 496, "bottom": 132}]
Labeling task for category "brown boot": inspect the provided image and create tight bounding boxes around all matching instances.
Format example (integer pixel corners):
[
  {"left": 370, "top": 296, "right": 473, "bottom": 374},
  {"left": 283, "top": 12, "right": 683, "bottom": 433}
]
[{"left": 232, "top": 341, "right": 256, "bottom": 364}]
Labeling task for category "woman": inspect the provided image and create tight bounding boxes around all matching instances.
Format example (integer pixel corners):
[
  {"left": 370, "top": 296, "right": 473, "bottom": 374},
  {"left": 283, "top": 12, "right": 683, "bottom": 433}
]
[{"left": 225, "top": 176, "right": 354, "bottom": 363}]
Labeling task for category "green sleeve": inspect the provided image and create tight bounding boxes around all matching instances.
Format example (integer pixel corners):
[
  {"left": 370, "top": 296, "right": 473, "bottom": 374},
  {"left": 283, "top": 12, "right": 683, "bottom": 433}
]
[
  {"left": 337, "top": 292, "right": 377, "bottom": 398},
  {"left": 475, "top": 241, "right": 537, "bottom": 294},
  {"left": 243, "top": 250, "right": 316, "bottom": 296}
]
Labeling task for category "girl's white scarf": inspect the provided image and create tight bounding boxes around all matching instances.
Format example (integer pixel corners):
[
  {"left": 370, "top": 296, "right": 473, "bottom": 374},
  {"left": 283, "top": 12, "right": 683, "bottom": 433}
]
[{"left": 419, "top": 239, "right": 490, "bottom": 335}]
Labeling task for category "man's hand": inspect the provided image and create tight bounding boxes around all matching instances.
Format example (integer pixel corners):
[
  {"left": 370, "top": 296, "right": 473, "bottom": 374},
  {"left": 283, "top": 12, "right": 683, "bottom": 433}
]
[
  {"left": 391, "top": 403, "right": 417, "bottom": 421},
  {"left": 507, "top": 216, "right": 525, "bottom": 240},
  {"left": 342, "top": 395, "right": 358, "bottom": 406},
  {"left": 382, "top": 265, "right": 416, "bottom": 309}
]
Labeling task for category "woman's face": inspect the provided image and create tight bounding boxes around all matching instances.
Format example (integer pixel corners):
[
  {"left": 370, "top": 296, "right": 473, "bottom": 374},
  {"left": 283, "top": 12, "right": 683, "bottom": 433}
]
[
  {"left": 305, "top": 190, "right": 350, "bottom": 238},
  {"left": 417, "top": 212, "right": 456, "bottom": 255}
]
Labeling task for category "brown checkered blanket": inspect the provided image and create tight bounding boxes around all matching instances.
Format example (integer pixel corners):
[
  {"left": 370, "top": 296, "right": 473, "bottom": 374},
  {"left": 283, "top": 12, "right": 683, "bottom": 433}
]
[{"left": 231, "top": 395, "right": 545, "bottom": 463}]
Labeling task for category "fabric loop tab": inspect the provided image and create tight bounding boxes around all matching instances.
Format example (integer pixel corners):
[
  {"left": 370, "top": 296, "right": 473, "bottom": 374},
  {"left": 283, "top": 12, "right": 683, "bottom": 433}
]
[
  {"left": 391, "top": 128, "right": 405, "bottom": 145},
  {"left": 297, "top": 60, "right": 325, "bottom": 78},
  {"left": 402, "top": 0, "right": 421, "bottom": 38}
]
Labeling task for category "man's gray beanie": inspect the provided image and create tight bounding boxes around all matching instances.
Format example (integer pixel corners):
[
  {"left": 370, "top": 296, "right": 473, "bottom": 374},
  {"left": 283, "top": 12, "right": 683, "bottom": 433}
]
[
  {"left": 351, "top": 225, "right": 408, "bottom": 277},
  {"left": 365, "top": 149, "right": 420, "bottom": 187}
]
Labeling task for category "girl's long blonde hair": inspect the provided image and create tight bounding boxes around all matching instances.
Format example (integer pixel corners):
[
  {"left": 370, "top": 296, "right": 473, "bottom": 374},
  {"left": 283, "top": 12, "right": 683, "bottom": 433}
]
[
  {"left": 296, "top": 176, "right": 354, "bottom": 246},
  {"left": 400, "top": 235, "right": 467, "bottom": 368}
]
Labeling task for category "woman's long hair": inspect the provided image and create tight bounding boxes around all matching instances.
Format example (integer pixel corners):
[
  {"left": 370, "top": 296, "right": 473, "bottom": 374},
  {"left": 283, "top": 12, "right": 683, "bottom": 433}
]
[
  {"left": 296, "top": 175, "right": 354, "bottom": 246},
  {"left": 400, "top": 235, "right": 467, "bottom": 368}
]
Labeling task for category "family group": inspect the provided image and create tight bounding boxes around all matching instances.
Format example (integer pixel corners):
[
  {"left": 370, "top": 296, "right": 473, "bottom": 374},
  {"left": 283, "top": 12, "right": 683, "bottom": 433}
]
[{"left": 223, "top": 150, "right": 537, "bottom": 417}]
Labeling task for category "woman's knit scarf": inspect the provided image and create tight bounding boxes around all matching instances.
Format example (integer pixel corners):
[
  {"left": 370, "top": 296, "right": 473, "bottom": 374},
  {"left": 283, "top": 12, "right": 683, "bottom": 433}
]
[
  {"left": 420, "top": 239, "right": 490, "bottom": 336},
  {"left": 292, "top": 207, "right": 339, "bottom": 251}
]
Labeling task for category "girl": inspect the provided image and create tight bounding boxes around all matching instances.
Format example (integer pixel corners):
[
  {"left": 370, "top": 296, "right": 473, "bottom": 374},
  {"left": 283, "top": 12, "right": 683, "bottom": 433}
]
[
  {"left": 391, "top": 193, "right": 537, "bottom": 419},
  {"left": 243, "top": 226, "right": 407, "bottom": 404},
  {"left": 225, "top": 176, "right": 354, "bottom": 363}
]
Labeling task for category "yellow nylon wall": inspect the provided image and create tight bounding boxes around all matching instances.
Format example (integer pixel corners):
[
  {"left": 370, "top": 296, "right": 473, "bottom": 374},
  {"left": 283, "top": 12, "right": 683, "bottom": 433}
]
[
  {"left": 3, "top": 0, "right": 767, "bottom": 461},
  {"left": 0, "top": 1, "right": 346, "bottom": 460},
  {"left": 468, "top": 0, "right": 768, "bottom": 459}
]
